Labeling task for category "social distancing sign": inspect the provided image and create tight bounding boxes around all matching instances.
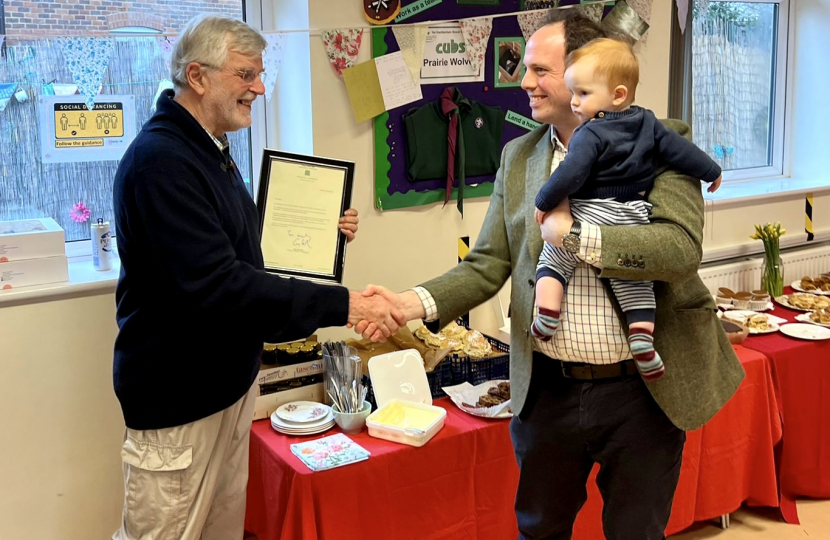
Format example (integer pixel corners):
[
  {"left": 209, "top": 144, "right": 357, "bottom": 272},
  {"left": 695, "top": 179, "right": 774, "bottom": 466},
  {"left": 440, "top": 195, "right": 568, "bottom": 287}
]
[{"left": 39, "top": 95, "right": 136, "bottom": 163}]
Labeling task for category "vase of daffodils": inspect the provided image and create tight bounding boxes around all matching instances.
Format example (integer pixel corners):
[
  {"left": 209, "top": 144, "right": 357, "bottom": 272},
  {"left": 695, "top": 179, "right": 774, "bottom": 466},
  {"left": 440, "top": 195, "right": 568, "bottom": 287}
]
[{"left": 751, "top": 222, "right": 786, "bottom": 297}]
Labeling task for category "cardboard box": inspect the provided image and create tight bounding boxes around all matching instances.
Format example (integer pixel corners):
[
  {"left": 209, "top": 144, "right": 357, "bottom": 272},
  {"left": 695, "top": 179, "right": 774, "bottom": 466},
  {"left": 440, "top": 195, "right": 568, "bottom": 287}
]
[
  {"left": 0, "top": 218, "right": 65, "bottom": 262},
  {"left": 0, "top": 255, "right": 69, "bottom": 289},
  {"left": 257, "top": 359, "right": 324, "bottom": 386},
  {"left": 253, "top": 382, "right": 325, "bottom": 421}
]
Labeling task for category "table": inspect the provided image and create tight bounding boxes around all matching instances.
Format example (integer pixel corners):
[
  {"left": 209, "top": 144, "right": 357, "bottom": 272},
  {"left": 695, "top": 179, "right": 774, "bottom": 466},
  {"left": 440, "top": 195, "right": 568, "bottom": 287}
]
[
  {"left": 740, "top": 288, "right": 830, "bottom": 518},
  {"left": 573, "top": 346, "right": 783, "bottom": 538},
  {"left": 246, "top": 397, "right": 519, "bottom": 540},
  {"left": 245, "top": 347, "right": 781, "bottom": 540}
]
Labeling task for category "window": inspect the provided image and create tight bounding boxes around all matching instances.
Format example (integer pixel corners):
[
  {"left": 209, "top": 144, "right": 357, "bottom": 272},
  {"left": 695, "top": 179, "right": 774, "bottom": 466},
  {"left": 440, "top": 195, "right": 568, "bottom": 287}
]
[
  {"left": 670, "top": 0, "right": 789, "bottom": 182},
  {"left": 0, "top": 1, "right": 257, "bottom": 248}
]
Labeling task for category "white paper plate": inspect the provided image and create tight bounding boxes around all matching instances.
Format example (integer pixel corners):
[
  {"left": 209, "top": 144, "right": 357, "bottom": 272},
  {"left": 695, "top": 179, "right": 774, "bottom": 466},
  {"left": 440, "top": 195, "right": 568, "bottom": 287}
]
[
  {"left": 779, "top": 323, "right": 830, "bottom": 341},
  {"left": 794, "top": 313, "right": 830, "bottom": 328},
  {"left": 790, "top": 281, "right": 830, "bottom": 295},
  {"left": 276, "top": 401, "right": 331, "bottom": 423},
  {"left": 722, "top": 311, "right": 787, "bottom": 326},
  {"left": 748, "top": 323, "right": 778, "bottom": 335}
]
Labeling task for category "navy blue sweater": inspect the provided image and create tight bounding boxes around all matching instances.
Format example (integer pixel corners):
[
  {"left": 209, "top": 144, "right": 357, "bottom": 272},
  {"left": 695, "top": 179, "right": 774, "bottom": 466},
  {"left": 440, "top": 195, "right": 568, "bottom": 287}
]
[
  {"left": 113, "top": 90, "right": 349, "bottom": 430},
  {"left": 535, "top": 106, "right": 721, "bottom": 211}
]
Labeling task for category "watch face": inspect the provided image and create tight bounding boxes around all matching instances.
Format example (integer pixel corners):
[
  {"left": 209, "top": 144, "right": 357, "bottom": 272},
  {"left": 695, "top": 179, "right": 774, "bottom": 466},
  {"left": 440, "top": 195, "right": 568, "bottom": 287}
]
[{"left": 562, "top": 234, "right": 580, "bottom": 253}]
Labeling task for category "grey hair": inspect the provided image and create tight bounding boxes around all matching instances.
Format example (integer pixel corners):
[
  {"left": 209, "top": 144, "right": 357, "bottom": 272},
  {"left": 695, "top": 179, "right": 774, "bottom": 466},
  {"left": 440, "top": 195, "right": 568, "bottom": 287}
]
[{"left": 170, "top": 14, "right": 267, "bottom": 88}]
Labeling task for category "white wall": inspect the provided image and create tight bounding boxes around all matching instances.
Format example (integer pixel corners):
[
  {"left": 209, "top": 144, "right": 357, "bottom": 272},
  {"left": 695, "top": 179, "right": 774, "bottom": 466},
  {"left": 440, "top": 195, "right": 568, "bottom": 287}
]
[{"left": 0, "top": 292, "right": 123, "bottom": 540}]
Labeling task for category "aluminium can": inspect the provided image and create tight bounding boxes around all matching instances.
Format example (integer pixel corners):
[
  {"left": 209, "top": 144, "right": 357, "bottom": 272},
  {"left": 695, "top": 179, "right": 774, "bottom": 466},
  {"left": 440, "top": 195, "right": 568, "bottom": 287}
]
[{"left": 91, "top": 218, "right": 112, "bottom": 271}]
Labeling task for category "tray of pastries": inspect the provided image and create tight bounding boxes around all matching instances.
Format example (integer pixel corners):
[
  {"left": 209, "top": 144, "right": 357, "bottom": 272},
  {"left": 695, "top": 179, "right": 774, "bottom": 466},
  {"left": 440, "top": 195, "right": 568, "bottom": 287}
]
[
  {"left": 791, "top": 275, "right": 830, "bottom": 295},
  {"left": 775, "top": 292, "right": 830, "bottom": 311},
  {"left": 795, "top": 307, "right": 830, "bottom": 327}
]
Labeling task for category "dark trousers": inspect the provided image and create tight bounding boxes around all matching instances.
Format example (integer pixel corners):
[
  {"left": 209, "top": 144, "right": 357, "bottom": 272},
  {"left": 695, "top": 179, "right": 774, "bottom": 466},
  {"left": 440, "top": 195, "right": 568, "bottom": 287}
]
[{"left": 509, "top": 354, "right": 685, "bottom": 540}]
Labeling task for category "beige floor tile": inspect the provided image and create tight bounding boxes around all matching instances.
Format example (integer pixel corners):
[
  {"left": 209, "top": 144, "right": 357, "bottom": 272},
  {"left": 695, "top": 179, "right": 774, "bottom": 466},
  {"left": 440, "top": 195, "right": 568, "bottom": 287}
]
[{"left": 671, "top": 500, "right": 830, "bottom": 539}]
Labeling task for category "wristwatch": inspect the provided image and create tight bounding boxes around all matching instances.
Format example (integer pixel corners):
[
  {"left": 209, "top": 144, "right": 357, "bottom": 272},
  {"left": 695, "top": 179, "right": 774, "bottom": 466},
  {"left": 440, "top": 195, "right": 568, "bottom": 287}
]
[{"left": 562, "top": 221, "right": 582, "bottom": 254}]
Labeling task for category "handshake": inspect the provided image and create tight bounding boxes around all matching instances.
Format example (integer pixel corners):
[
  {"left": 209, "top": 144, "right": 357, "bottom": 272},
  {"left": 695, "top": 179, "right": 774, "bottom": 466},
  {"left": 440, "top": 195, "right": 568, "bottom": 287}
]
[{"left": 347, "top": 285, "right": 426, "bottom": 342}]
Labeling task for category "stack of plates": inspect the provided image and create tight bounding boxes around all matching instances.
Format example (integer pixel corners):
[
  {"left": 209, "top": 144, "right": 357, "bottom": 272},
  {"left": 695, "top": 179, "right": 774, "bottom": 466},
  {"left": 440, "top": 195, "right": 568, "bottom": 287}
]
[{"left": 271, "top": 401, "right": 334, "bottom": 436}]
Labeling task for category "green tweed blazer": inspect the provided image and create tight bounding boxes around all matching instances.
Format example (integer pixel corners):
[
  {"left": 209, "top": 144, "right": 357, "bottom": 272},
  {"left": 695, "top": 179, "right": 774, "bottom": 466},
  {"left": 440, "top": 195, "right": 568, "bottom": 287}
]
[{"left": 421, "top": 121, "right": 745, "bottom": 431}]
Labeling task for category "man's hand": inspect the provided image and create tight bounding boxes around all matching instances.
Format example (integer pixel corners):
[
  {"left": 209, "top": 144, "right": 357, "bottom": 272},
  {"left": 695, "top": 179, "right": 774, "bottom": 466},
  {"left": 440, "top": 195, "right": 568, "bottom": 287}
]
[
  {"left": 534, "top": 207, "right": 548, "bottom": 225},
  {"left": 347, "top": 290, "right": 405, "bottom": 342},
  {"left": 540, "top": 199, "right": 574, "bottom": 248},
  {"left": 708, "top": 175, "right": 722, "bottom": 193},
  {"left": 351, "top": 286, "right": 426, "bottom": 340},
  {"left": 339, "top": 208, "right": 359, "bottom": 243}
]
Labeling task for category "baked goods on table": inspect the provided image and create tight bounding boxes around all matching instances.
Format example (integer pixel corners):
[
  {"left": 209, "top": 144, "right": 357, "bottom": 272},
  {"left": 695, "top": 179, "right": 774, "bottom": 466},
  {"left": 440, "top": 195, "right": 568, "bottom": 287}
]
[
  {"left": 414, "top": 321, "right": 493, "bottom": 358},
  {"left": 463, "top": 381, "right": 511, "bottom": 409},
  {"left": 745, "top": 314, "right": 773, "bottom": 332},
  {"left": 809, "top": 307, "right": 830, "bottom": 325},
  {"left": 799, "top": 275, "right": 830, "bottom": 292},
  {"left": 786, "top": 293, "right": 830, "bottom": 310}
]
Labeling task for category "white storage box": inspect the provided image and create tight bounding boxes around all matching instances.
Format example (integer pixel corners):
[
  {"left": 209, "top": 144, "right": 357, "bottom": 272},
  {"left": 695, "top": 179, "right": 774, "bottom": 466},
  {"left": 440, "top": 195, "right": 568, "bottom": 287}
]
[
  {"left": 366, "top": 349, "right": 446, "bottom": 447},
  {"left": 0, "top": 255, "right": 69, "bottom": 289},
  {"left": 0, "top": 218, "right": 65, "bottom": 261}
]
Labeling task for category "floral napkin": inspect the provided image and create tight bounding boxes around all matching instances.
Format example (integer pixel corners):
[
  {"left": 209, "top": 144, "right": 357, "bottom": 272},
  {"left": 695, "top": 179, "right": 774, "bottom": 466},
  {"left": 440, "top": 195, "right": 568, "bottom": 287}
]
[{"left": 290, "top": 433, "right": 370, "bottom": 472}]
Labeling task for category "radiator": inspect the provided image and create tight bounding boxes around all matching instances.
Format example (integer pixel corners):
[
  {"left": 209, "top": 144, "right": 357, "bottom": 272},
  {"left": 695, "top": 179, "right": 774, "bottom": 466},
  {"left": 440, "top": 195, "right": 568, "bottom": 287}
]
[{"left": 698, "top": 244, "right": 830, "bottom": 294}]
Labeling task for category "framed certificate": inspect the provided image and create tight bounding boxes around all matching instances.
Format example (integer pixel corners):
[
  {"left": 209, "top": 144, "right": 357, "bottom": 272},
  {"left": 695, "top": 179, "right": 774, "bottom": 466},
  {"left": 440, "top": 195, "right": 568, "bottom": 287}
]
[{"left": 256, "top": 150, "right": 354, "bottom": 284}]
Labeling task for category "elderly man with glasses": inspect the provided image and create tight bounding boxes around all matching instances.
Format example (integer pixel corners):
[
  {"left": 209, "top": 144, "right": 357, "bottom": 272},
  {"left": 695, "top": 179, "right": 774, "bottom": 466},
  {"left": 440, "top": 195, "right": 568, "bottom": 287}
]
[{"left": 111, "top": 14, "right": 402, "bottom": 540}]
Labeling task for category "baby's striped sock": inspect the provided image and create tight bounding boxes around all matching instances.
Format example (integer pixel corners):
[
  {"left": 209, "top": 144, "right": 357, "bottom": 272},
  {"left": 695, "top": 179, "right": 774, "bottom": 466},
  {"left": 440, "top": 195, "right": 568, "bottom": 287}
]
[
  {"left": 531, "top": 307, "right": 560, "bottom": 341},
  {"left": 628, "top": 329, "right": 665, "bottom": 381}
]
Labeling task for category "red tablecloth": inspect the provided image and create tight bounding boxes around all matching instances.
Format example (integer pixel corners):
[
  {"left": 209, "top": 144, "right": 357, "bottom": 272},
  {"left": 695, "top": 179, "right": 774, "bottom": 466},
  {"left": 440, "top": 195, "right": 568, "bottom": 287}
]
[
  {"left": 573, "top": 346, "right": 783, "bottom": 538},
  {"left": 246, "top": 399, "right": 519, "bottom": 540},
  {"left": 245, "top": 347, "right": 781, "bottom": 540},
  {"left": 741, "top": 288, "right": 830, "bottom": 509}
]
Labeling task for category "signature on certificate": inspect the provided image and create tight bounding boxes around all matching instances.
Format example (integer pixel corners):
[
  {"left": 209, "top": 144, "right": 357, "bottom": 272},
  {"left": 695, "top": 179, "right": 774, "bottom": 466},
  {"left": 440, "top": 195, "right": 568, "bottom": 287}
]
[{"left": 292, "top": 234, "right": 312, "bottom": 248}]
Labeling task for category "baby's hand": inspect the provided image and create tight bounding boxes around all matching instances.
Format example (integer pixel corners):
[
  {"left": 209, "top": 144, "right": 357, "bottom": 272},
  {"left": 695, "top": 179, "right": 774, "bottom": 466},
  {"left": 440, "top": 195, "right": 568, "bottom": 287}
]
[
  {"left": 708, "top": 175, "right": 722, "bottom": 193},
  {"left": 534, "top": 208, "right": 547, "bottom": 225}
]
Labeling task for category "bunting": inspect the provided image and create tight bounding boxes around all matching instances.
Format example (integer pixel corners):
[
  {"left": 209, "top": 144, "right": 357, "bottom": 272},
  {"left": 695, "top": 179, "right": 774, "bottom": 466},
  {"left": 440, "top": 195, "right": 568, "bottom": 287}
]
[
  {"left": 392, "top": 25, "right": 428, "bottom": 86},
  {"left": 151, "top": 79, "right": 175, "bottom": 112},
  {"left": 602, "top": 0, "right": 649, "bottom": 43},
  {"left": 623, "top": 0, "right": 654, "bottom": 43},
  {"left": 459, "top": 17, "right": 493, "bottom": 75},
  {"left": 0, "top": 84, "right": 17, "bottom": 112},
  {"left": 676, "top": 0, "right": 690, "bottom": 34},
  {"left": 59, "top": 37, "right": 115, "bottom": 111},
  {"left": 322, "top": 29, "right": 364, "bottom": 77},
  {"left": 575, "top": 3, "right": 605, "bottom": 23},
  {"left": 262, "top": 33, "right": 288, "bottom": 102},
  {"left": 154, "top": 36, "right": 177, "bottom": 69},
  {"left": 517, "top": 11, "right": 549, "bottom": 42}
]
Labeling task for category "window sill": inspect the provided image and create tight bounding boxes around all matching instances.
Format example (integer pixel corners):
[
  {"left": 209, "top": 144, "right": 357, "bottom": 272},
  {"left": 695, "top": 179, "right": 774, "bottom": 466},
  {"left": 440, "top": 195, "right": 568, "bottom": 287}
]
[
  {"left": 0, "top": 256, "right": 119, "bottom": 307},
  {"left": 703, "top": 175, "right": 830, "bottom": 207}
]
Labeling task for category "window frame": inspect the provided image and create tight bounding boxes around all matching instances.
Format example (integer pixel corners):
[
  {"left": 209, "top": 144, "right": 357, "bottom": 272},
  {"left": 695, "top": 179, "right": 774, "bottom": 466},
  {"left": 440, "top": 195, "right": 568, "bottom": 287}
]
[
  {"left": 669, "top": 0, "right": 791, "bottom": 183},
  {"left": 60, "top": 0, "right": 268, "bottom": 261}
]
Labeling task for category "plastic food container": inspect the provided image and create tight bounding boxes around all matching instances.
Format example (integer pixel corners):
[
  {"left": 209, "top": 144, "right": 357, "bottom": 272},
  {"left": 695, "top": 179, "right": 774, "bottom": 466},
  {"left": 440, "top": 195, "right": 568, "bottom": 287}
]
[{"left": 366, "top": 349, "right": 447, "bottom": 447}]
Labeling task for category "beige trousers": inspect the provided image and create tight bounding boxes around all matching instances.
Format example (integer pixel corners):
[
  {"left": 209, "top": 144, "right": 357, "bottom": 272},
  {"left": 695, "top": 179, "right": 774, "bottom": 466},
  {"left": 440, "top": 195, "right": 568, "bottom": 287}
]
[{"left": 112, "top": 384, "right": 258, "bottom": 540}]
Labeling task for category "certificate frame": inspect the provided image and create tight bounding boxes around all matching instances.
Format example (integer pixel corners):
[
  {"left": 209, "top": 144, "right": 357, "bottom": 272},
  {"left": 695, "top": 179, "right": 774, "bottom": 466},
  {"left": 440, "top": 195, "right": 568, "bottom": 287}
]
[{"left": 256, "top": 150, "right": 354, "bottom": 284}]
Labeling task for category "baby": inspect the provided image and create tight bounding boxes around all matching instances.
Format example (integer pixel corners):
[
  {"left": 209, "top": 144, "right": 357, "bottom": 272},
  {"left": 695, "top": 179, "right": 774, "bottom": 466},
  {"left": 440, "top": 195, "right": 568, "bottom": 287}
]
[{"left": 532, "top": 38, "right": 722, "bottom": 381}]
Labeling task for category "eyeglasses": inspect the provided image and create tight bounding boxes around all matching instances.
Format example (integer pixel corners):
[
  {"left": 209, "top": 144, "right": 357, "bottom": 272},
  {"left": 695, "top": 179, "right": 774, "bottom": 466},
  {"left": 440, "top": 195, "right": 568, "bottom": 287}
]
[
  {"left": 229, "top": 68, "right": 267, "bottom": 84},
  {"left": 200, "top": 64, "right": 266, "bottom": 84}
]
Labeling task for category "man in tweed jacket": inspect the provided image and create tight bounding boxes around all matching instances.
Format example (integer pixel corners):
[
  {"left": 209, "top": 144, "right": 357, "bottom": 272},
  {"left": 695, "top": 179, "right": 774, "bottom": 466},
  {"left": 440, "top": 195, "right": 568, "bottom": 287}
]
[{"left": 359, "top": 12, "right": 744, "bottom": 540}]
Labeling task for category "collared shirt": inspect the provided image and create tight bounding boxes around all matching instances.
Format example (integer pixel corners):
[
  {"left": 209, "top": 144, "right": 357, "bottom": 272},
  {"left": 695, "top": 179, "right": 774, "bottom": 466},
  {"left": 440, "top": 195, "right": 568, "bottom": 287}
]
[
  {"left": 202, "top": 126, "right": 229, "bottom": 153},
  {"left": 414, "top": 129, "right": 632, "bottom": 365}
]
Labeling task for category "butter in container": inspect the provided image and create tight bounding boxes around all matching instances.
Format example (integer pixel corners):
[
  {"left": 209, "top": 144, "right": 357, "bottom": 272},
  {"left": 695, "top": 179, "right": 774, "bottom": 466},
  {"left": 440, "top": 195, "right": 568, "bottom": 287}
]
[{"left": 366, "top": 349, "right": 446, "bottom": 447}]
